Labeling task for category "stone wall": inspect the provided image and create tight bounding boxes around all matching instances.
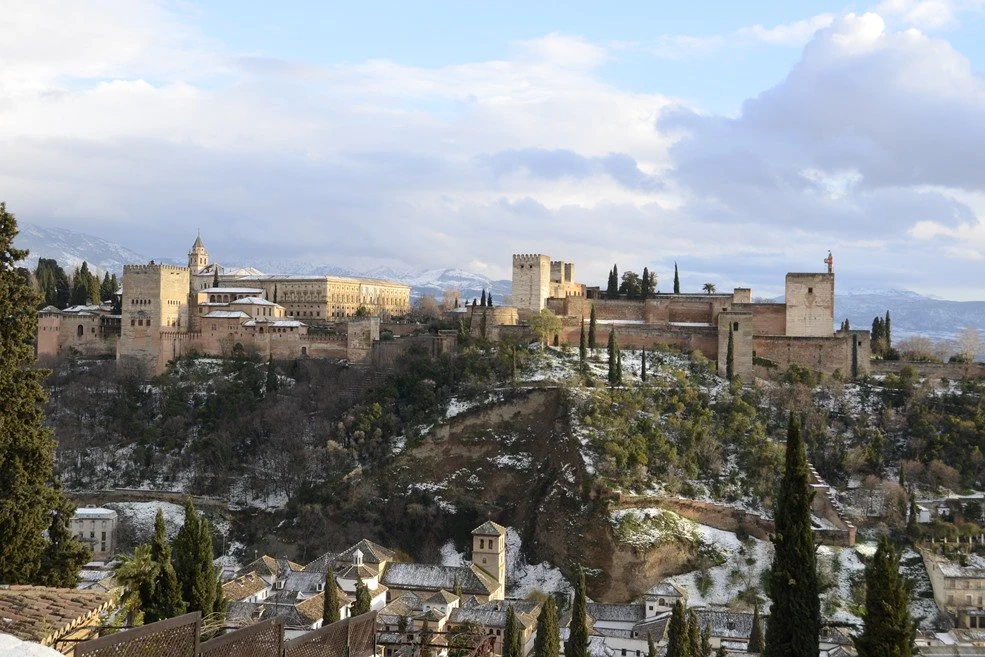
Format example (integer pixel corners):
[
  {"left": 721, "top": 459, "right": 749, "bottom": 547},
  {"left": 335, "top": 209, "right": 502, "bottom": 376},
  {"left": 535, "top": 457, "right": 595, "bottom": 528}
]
[
  {"left": 512, "top": 254, "right": 551, "bottom": 312},
  {"left": 717, "top": 311, "right": 753, "bottom": 380},
  {"left": 467, "top": 306, "right": 519, "bottom": 338},
  {"left": 871, "top": 360, "right": 985, "bottom": 379},
  {"left": 118, "top": 263, "right": 190, "bottom": 373},
  {"left": 557, "top": 320, "right": 719, "bottom": 355},
  {"left": 752, "top": 333, "right": 857, "bottom": 377},
  {"left": 741, "top": 303, "right": 786, "bottom": 336}
]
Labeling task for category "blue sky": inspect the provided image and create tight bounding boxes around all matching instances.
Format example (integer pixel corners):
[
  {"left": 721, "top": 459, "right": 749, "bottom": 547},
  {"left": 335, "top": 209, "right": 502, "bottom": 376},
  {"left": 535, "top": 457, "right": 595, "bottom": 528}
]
[{"left": 2, "top": 0, "right": 985, "bottom": 298}]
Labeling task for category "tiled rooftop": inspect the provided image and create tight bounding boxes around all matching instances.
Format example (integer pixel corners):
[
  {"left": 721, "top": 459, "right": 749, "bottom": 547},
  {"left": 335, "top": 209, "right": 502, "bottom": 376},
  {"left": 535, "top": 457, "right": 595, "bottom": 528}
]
[{"left": 0, "top": 585, "right": 117, "bottom": 646}]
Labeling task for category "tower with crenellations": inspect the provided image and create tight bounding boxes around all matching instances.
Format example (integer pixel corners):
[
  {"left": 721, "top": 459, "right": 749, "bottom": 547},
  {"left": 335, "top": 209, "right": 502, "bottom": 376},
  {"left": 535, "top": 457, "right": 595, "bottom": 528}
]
[
  {"left": 512, "top": 254, "right": 551, "bottom": 313},
  {"left": 117, "top": 262, "right": 190, "bottom": 373}
]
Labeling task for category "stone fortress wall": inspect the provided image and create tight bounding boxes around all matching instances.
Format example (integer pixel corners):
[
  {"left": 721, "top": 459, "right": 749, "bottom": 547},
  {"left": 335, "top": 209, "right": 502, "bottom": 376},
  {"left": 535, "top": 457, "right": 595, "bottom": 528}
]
[
  {"left": 36, "top": 235, "right": 415, "bottom": 375},
  {"left": 515, "top": 250, "right": 871, "bottom": 380}
]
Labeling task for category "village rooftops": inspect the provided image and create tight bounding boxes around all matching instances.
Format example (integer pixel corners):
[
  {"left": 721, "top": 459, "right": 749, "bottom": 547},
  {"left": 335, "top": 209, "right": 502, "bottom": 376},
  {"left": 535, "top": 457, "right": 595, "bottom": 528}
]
[
  {"left": 203, "top": 310, "right": 251, "bottom": 319},
  {"left": 0, "top": 585, "right": 117, "bottom": 647},
  {"left": 695, "top": 609, "right": 762, "bottom": 640},
  {"left": 425, "top": 590, "right": 460, "bottom": 605},
  {"left": 644, "top": 582, "right": 686, "bottom": 598},
  {"left": 337, "top": 539, "right": 396, "bottom": 566},
  {"left": 382, "top": 563, "right": 498, "bottom": 597},
  {"left": 229, "top": 297, "right": 277, "bottom": 306},
  {"left": 449, "top": 600, "right": 539, "bottom": 629},
  {"left": 586, "top": 602, "right": 645, "bottom": 624},
  {"left": 471, "top": 521, "right": 507, "bottom": 537},
  {"left": 222, "top": 571, "right": 270, "bottom": 602}
]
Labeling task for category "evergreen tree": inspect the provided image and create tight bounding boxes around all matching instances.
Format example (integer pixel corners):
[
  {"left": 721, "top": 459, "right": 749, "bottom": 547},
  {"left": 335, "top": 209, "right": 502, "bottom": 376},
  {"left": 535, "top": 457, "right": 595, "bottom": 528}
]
[
  {"left": 885, "top": 311, "right": 892, "bottom": 350},
  {"left": 354, "top": 576, "right": 372, "bottom": 615},
  {"left": 642, "top": 267, "right": 650, "bottom": 299},
  {"left": 715, "top": 647, "right": 727, "bottom": 657},
  {"left": 38, "top": 492, "right": 91, "bottom": 587},
  {"left": 665, "top": 601, "right": 689, "bottom": 657},
  {"left": 323, "top": 572, "right": 341, "bottom": 624},
  {"left": 607, "top": 330, "right": 619, "bottom": 386},
  {"left": 145, "top": 509, "right": 185, "bottom": 623},
  {"left": 764, "top": 415, "right": 820, "bottom": 657},
  {"left": 173, "top": 498, "right": 220, "bottom": 617},
  {"left": 588, "top": 306, "right": 597, "bottom": 350},
  {"left": 488, "top": 294, "right": 493, "bottom": 307},
  {"left": 673, "top": 262, "right": 681, "bottom": 294},
  {"left": 647, "top": 633, "right": 656, "bottom": 657},
  {"left": 0, "top": 202, "right": 89, "bottom": 585},
  {"left": 687, "top": 609, "right": 702, "bottom": 656},
  {"left": 579, "top": 319, "right": 587, "bottom": 365},
  {"left": 481, "top": 290, "right": 487, "bottom": 306},
  {"left": 534, "top": 596, "right": 561, "bottom": 657},
  {"left": 266, "top": 358, "right": 279, "bottom": 395},
  {"left": 453, "top": 573, "right": 462, "bottom": 598},
  {"left": 606, "top": 265, "right": 619, "bottom": 299},
  {"left": 565, "top": 567, "right": 588, "bottom": 657},
  {"left": 641, "top": 349, "right": 647, "bottom": 382},
  {"left": 616, "top": 345, "right": 622, "bottom": 380},
  {"left": 504, "top": 606, "right": 523, "bottom": 657},
  {"left": 212, "top": 268, "right": 220, "bottom": 288},
  {"left": 747, "top": 604, "right": 763, "bottom": 653},
  {"left": 853, "top": 537, "right": 914, "bottom": 657},
  {"left": 726, "top": 325, "right": 735, "bottom": 380},
  {"left": 700, "top": 624, "right": 712, "bottom": 657}
]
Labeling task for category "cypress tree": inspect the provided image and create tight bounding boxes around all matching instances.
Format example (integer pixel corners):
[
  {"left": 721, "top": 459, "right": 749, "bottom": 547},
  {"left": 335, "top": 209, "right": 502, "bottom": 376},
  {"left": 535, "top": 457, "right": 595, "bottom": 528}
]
[
  {"left": 266, "top": 357, "right": 278, "bottom": 395},
  {"left": 852, "top": 537, "right": 914, "bottom": 657},
  {"left": 565, "top": 567, "right": 588, "bottom": 657},
  {"left": 453, "top": 573, "right": 462, "bottom": 598},
  {"left": 616, "top": 344, "right": 622, "bottom": 381},
  {"left": 764, "top": 415, "right": 820, "bottom": 657},
  {"left": 145, "top": 509, "right": 185, "bottom": 622},
  {"left": 715, "top": 647, "right": 727, "bottom": 657},
  {"left": 885, "top": 311, "right": 892, "bottom": 350},
  {"left": 0, "top": 202, "right": 90, "bottom": 585},
  {"left": 588, "top": 306, "right": 597, "bottom": 350},
  {"left": 647, "top": 633, "right": 656, "bottom": 657},
  {"left": 354, "top": 576, "right": 372, "bottom": 615},
  {"left": 173, "top": 498, "right": 220, "bottom": 617},
  {"left": 212, "top": 268, "right": 220, "bottom": 288},
  {"left": 579, "top": 319, "right": 587, "bottom": 365},
  {"left": 488, "top": 294, "right": 494, "bottom": 307},
  {"left": 533, "top": 596, "right": 559, "bottom": 657},
  {"left": 726, "top": 325, "right": 735, "bottom": 380},
  {"left": 641, "top": 349, "right": 647, "bottom": 382},
  {"left": 504, "top": 605, "right": 523, "bottom": 657},
  {"left": 642, "top": 267, "right": 651, "bottom": 299},
  {"left": 665, "top": 601, "right": 689, "bottom": 657},
  {"left": 100, "top": 272, "right": 114, "bottom": 302},
  {"left": 747, "top": 604, "right": 763, "bottom": 653},
  {"left": 324, "top": 572, "right": 341, "bottom": 624},
  {"left": 700, "top": 624, "right": 712, "bottom": 657},
  {"left": 687, "top": 609, "right": 701, "bottom": 656},
  {"left": 673, "top": 263, "right": 681, "bottom": 294},
  {"left": 607, "top": 330, "right": 619, "bottom": 386},
  {"left": 481, "top": 290, "right": 487, "bottom": 306},
  {"left": 606, "top": 265, "right": 620, "bottom": 299}
]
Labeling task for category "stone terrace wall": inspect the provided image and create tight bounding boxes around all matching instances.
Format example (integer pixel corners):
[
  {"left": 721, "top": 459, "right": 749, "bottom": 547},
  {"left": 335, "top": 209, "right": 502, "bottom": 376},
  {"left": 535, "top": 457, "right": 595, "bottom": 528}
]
[
  {"left": 753, "top": 334, "right": 853, "bottom": 377},
  {"left": 741, "top": 303, "right": 786, "bottom": 336},
  {"left": 871, "top": 360, "right": 985, "bottom": 380},
  {"left": 558, "top": 320, "right": 719, "bottom": 356}
]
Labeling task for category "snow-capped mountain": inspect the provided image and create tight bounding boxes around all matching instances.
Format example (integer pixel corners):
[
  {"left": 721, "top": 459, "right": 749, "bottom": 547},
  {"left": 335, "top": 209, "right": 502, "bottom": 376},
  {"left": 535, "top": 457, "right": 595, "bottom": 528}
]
[
  {"left": 14, "top": 223, "right": 146, "bottom": 275},
  {"left": 834, "top": 289, "right": 985, "bottom": 342}
]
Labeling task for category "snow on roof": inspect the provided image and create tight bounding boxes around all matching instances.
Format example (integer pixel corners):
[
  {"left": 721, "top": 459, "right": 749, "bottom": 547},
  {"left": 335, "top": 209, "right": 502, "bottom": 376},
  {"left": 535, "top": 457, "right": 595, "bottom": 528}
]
[
  {"left": 382, "top": 564, "right": 496, "bottom": 595},
  {"left": 73, "top": 508, "right": 117, "bottom": 519},
  {"left": 203, "top": 310, "right": 250, "bottom": 319},
  {"left": 449, "top": 600, "right": 538, "bottom": 628},
  {"left": 586, "top": 602, "right": 644, "bottom": 624},
  {"left": 471, "top": 521, "right": 507, "bottom": 537},
  {"left": 696, "top": 609, "right": 759, "bottom": 639},
  {"left": 229, "top": 297, "right": 276, "bottom": 306},
  {"left": 425, "top": 590, "right": 459, "bottom": 605},
  {"left": 201, "top": 287, "right": 265, "bottom": 294},
  {"left": 645, "top": 582, "right": 686, "bottom": 598},
  {"left": 0, "top": 633, "right": 64, "bottom": 657},
  {"left": 337, "top": 539, "right": 396, "bottom": 565}
]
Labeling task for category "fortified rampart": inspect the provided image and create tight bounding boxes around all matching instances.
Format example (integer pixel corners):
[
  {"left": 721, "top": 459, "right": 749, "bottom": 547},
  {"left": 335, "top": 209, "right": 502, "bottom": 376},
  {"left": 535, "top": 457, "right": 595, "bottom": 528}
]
[{"left": 512, "top": 254, "right": 552, "bottom": 313}]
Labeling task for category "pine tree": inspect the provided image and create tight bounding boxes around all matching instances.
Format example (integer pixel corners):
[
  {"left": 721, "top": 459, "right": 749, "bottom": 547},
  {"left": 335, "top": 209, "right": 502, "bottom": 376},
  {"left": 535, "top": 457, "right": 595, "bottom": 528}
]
[
  {"left": 324, "top": 572, "right": 341, "bottom": 624},
  {"left": 747, "top": 604, "right": 763, "bottom": 653},
  {"left": 354, "top": 576, "right": 371, "bottom": 615},
  {"left": 665, "top": 601, "right": 689, "bottom": 657},
  {"left": 764, "top": 415, "right": 820, "bottom": 657},
  {"left": 533, "top": 596, "right": 559, "bottom": 657},
  {"left": 145, "top": 509, "right": 185, "bottom": 623},
  {"left": 726, "top": 325, "right": 735, "bottom": 380},
  {"left": 565, "top": 567, "right": 588, "bottom": 657},
  {"left": 588, "top": 306, "right": 597, "bottom": 350},
  {"left": 579, "top": 319, "right": 587, "bottom": 365},
  {"left": 173, "top": 498, "right": 220, "bottom": 617},
  {"left": 0, "top": 202, "right": 89, "bottom": 585},
  {"left": 853, "top": 537, "right": 914, "bottom": 657},
  {"left": 641, "top": 349, "right": 647, "bottom": 382},
  {"left": 673, "top": 263, "right": 681, "bottom": 294}
]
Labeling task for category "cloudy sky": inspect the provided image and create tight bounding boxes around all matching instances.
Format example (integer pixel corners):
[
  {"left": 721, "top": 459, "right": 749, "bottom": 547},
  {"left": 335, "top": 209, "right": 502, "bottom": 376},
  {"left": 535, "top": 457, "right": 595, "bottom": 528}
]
[{"left": 2, "top": 0, "right": 985, "bottom": 298}]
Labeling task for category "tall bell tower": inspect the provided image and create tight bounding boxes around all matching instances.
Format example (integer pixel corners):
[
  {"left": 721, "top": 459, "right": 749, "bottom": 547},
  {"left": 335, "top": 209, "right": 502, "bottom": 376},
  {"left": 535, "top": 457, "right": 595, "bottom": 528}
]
[
  {"left": 471, "top": 520, "right": 507, "bottom": 599},
  {"left": 188, "top": 234, "right": 209, "bottom": 273}
]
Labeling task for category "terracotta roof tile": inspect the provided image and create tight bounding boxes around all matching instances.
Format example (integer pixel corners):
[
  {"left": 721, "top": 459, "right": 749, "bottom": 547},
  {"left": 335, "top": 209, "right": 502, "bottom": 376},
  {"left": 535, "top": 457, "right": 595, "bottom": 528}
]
[{"left": 0, "top": 585, "right": 116, "bottom": 646}]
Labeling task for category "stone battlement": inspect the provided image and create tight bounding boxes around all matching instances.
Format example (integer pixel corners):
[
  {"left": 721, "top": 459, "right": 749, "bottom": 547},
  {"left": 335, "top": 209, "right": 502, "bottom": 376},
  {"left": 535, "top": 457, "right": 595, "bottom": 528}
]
[
  {"left": 123, "top": 263, "right": 188, "bottom": 273},
  {"left": 512, "top": 253, "right": 549, "bottom": 263}
]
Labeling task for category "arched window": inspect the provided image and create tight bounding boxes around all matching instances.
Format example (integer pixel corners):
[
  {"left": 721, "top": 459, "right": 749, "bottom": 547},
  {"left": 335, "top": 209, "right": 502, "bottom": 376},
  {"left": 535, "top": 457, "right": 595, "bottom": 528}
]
[{"left": 77, "top": 325, "right": 84, "bottom": 337}]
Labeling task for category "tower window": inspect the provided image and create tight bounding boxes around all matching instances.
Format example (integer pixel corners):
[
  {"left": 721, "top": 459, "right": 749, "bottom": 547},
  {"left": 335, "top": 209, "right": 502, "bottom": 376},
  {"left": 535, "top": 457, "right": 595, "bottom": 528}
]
[
  {"left": 808, "top": 287, "right": 813, "bottom": 294},
  {"left": 733, "top": 322, "right": 739, "bottom": 331}
]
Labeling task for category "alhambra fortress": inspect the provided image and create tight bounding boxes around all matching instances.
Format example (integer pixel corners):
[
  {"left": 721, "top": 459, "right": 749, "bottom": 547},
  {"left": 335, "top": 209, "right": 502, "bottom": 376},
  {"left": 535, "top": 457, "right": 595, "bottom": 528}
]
[{"left": 36, "top": 236, "right": 869, "bottom": 379}]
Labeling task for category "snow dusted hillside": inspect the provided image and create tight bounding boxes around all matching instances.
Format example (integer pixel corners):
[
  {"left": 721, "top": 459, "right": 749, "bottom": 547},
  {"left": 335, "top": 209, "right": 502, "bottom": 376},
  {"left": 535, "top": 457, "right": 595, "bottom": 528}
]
[{"left": 14, "top": 222, "right": 146, "bottom": 274}]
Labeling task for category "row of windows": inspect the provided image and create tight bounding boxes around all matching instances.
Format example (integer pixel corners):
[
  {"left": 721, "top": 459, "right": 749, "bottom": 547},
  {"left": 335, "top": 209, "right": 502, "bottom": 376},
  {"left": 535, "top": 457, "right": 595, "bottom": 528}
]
[{"left": 131, "top": 299, "right": 152, "bottom": 305}]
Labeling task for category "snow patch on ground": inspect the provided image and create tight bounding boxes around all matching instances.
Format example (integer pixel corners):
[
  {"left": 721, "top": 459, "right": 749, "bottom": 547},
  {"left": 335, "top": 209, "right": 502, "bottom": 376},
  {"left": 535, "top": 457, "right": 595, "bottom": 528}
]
[
  {"left": 505, "top": 528, "right": 571, "bottom": 598},
  {"left": 491, "top": 453, "right": 534, "bottom": 470},
  {"left": 109, "top": 501, "right": 186, "bottom": 542},
  {"left": 440, "top": 540, "right": 466, "bottom": 567}
]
